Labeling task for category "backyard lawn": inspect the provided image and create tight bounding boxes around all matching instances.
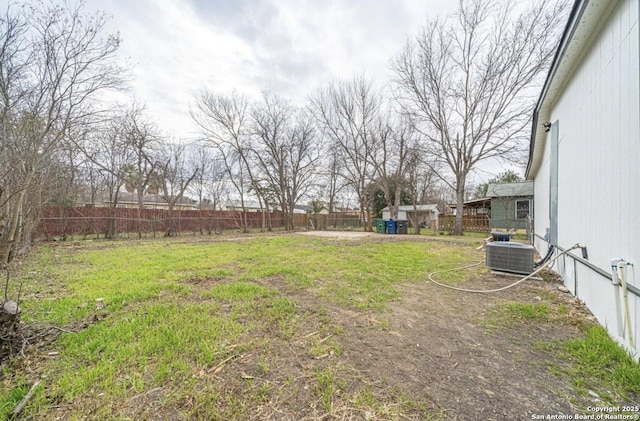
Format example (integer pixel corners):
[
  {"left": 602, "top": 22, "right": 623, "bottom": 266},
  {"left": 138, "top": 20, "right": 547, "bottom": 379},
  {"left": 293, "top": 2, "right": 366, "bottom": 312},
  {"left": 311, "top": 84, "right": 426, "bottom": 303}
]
[{"left": 1, "top": 232, "right": 638, "bottom": 420}]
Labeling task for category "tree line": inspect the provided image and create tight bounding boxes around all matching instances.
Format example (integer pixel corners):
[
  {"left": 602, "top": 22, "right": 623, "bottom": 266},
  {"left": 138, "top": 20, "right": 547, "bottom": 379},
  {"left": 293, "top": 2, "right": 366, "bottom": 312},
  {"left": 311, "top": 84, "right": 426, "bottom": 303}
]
[{"left": 0, "top": 0, "right": 567, "bottom": 263}]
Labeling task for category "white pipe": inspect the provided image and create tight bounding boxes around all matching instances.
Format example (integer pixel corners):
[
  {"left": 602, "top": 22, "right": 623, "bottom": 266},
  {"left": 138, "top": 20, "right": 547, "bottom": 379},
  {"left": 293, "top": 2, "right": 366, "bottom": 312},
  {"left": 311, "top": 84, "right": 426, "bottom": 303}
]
[{"left": 617, "top": 262, "right": 635, "bottom": 348}]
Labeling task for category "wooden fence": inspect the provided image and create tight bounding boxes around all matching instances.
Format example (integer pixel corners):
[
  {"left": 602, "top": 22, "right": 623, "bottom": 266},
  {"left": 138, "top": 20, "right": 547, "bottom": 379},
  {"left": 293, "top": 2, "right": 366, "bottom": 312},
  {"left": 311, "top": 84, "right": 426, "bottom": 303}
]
[
  {"left": 37, "top": 207, "right": 490, "bottom": 239},
  {"left": 303, "top": 214, "right": 363, "bottom": 230},
  {"left": 37, "top": 207, "right": 364, "bottom": 239},
  {"left": 39, "top": 207, "right": 280, "bottom": 239},
  {"left": 437, "top": 215, "right": 490, "bottom": 233}
]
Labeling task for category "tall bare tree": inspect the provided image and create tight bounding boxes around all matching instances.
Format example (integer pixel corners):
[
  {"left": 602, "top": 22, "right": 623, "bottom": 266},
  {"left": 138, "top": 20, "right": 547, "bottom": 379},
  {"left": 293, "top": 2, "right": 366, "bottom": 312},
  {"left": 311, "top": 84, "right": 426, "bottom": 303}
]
[
  {"left": 0, "top": 1, "right": 123, "bottom": 262},
  {"left": 323, "top": 150, "right": 345, "bottom": 215},
  {"left": 79, "top": 117, "right": 136, "bottom": 239},
  {"left": 367, "top": 115, "right": 419, "bottom": 221},
  {"left": 187, "top": 145, "right": 228, "bottom": 211},
  {"left": 191, "top": 91, "right": 255, "bottom": 232},
  {"left": 392, "top": 0, "right": 566, "bottom": 234},
  {"left": 155, "top": 142, "right": 200, "bottom": 235},
  {"left": 311, "top": 75, "right": 380, "bottom": 231},
  {"left": 251, "top": 93, "right": 320, "bottom": 230},
  {"left": 120, "top": 104, "right": 161, "bottom": 212},
  {"left": 405, "top": 147, "right": 439, "bottom": 234},
  {"left": 156, "top": 143, "right": 199, "bottom": 211}
]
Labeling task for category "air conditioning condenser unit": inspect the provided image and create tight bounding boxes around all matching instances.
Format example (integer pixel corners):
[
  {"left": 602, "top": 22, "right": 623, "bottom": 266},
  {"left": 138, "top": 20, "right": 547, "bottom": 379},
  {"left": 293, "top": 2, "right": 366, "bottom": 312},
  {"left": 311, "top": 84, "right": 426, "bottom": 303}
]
[{"left": 485, "top": 242, "right": 534, "bottom": 275}]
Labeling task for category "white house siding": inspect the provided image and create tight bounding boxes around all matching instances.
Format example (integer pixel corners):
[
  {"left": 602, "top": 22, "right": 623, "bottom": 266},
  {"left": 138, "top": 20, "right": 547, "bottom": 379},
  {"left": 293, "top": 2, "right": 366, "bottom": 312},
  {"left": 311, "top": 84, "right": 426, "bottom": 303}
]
[{"left": 532, "top": 0, "right": 639, "bottom": 355}]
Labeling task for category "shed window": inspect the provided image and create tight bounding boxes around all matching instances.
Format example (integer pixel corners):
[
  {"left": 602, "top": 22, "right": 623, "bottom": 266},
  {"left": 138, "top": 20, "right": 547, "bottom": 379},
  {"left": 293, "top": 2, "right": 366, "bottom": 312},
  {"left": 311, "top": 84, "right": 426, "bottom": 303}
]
[{"left": 516, "top": 200, "right": 530, "bottom": 219}]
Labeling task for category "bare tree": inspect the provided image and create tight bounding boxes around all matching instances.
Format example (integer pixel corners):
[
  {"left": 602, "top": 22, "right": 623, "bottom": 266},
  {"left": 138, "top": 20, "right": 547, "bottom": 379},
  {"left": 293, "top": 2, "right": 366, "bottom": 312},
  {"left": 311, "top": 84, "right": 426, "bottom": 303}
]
[
  {"left": 187, "top": 145, "right": 228, "bottom": 211},
  {"left": 323, "top": 150, "right": 346, "bottom": 215},
  {"left": 405, "top": 147, "right": 440, "bottom": 234},
  {"left": 191, "top": 91, "right": 256, "bottom": 232},
  {"left": 251, "top": 93, "right": 320, "bottom": 230},
  {"left": 392, "top": 0, "right": 566, "bottom": 234},
  {"left": 156, "top": 142, "right": 200, "bottom": 236},
  {"left": 367, "top": 115, "right": 419, "bottom": 221},
  {"left": 80, "top": 117, "right": 136, "bottom": 239},
  {"left": 156, "top": 143, "right": 200, "bottom": 212},
  {"left": 120, "top": 104, "right": 161, "bottom": 212},
  {"left": 311, "top": 75, "right": 380, "bottom": 231},
  {"left": 0, "top": 1, "right": 123, "bottom": 262}
]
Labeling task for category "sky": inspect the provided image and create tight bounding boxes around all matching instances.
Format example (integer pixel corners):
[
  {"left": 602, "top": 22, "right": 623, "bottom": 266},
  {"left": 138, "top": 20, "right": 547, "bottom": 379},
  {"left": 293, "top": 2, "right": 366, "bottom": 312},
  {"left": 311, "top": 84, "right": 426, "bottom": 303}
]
[{"left": 72, "top": 0, "right": 455, "bottom": 142}]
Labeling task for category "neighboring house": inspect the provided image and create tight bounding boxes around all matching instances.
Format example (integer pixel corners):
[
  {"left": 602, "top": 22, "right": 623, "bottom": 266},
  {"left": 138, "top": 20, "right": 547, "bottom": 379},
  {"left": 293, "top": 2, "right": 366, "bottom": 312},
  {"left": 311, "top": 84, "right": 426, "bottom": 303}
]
[
  {"left": 225, "top": 201, "right": 328, "bottom": 214},
  {"left": 82, "top": 190, "right": 197, "bottom": 210},
  {"left": 225, "top": 200, "right": 270, "bottom": 212},
  {"left": 486, "top": 181, "right": 533, "bottom": 230},
  {"left": 526, "top": 0, "right": 639, "bottom": 355},
  {"left": 293, "top": 204, "right": 312, "bottom": 214},
  {"left": 455, "top": 198, "right": 491, "bottom": 216},
  {"left": 447, "top": 199, "right": 489, "bottom": 216},
  {"left": 381, "top": 204, "right": 439, "bottom": 228},
  {"left": 306, "top": 205, "right": 331, "bottom": 215}
]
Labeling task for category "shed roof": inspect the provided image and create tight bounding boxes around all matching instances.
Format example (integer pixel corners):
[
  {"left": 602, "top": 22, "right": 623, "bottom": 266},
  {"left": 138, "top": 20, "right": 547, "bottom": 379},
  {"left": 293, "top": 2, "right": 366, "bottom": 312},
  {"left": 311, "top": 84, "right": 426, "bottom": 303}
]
[
  {"left": 486, "top": 182, "right": 533, "bottom": 198},
  {"left": 381, "top": 204, "right": 439, "bottom": 212}
]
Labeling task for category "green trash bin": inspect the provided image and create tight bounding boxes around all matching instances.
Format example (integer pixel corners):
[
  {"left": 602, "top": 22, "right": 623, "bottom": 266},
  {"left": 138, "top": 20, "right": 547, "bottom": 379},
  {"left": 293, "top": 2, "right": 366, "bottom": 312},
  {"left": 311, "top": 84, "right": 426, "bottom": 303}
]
[
  {"left": 396, "top": 220, "right": 408, "bottom": 234},
  {"left": 375, "top": 219, "right": 386, "bottom": 234}
]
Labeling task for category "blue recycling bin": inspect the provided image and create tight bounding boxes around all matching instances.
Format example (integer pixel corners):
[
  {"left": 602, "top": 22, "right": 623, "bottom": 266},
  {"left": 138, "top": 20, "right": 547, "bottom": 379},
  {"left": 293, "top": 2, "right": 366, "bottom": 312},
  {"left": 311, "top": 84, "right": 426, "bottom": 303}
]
[
  {"left": 491, "top": 232, "right": 511, "bottom": 241},
  {"left": 385, "top": 220, "right": 397, "bottom": 234}
]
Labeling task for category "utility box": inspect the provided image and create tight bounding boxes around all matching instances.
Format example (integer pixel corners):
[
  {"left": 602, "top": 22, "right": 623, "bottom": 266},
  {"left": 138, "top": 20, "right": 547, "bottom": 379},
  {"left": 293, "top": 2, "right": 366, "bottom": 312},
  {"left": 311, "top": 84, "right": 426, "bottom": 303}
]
[{"left": 485, "top": 242, "right": 534, "bottom": 274}]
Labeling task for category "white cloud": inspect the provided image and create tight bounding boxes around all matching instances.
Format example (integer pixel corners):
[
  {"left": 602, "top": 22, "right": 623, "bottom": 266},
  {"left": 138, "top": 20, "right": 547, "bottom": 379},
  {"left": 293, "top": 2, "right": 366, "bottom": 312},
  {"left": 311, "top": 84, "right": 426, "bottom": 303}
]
[{"left": 83, "top": 0, "right": 454, "bottom": 140}]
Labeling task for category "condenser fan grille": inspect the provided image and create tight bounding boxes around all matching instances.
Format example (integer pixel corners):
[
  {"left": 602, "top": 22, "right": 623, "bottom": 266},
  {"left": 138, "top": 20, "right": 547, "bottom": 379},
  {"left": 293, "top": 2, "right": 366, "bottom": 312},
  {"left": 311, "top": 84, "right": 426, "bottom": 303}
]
[{"left": 485, "top": 242, "right": 534, "bottom": 275}]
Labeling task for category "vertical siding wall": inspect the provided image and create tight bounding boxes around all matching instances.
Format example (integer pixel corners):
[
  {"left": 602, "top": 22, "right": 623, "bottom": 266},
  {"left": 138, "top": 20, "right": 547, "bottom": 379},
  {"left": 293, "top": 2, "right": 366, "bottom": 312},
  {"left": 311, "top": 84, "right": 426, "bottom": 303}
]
[{"left": 533, "top": 0, "right": 639, "bottom": 355}]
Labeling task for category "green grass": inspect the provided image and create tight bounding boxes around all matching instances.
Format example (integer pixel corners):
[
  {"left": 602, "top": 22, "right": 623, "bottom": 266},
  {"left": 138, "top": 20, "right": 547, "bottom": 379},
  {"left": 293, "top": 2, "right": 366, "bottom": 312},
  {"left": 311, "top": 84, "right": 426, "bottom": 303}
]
[
  {"left": 504, "top": 302, "right": 551, "bottom": 320},
  {"left": 3, "top": 233, "right": 634, "bottom": 419},
  {"left": 560, "top": 326, "right": 640, "bottom": 405},
  {"left": 3, "top": 234, "right": 474, "bottom": 419},
  {"left": 487, "top": 298, "right": 639, "bottom": 408}
]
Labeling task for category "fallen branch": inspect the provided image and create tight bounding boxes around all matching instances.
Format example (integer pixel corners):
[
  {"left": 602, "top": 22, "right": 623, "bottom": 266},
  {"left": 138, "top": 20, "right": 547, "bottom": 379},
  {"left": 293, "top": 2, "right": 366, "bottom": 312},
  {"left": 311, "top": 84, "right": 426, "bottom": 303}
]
[
  {"left": 208, "top": 354, "right": 239, "bottom": 374},
  {"left": 12, "top": 380, "right": 41, "bottom": 416}
]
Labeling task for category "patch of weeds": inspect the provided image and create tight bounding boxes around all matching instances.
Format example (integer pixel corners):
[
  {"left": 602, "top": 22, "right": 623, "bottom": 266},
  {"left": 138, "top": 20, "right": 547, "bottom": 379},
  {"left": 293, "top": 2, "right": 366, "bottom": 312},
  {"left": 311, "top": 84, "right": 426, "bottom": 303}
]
[
  {"left": 353, "top": 386, "right": 441, "bottom": 419},
  {"left": 560, "top": 326, "right": 640, "bottom": 405},
  {"left": 377, "top": 317, "right": 391, "bottom": 330},
  {"left": 308, "top": 335, "right": 342, "bottom": 359},
  {"left": 259, "top": 296, "right": 297, "bottom": 325},
  {"left": 256, "top": 356, "right": 269, "bottom": 375},
  {"left": 314, "top": 367, "right": 346, "bottom": 412},
  {"left": 253, "top": 381, "right": 270, "bottom": 403},
  {"left": 486, "top": 299, "right": 589, "bottom": 332},
  {"left": 46, "top": 301, "right": 249, "bottom": 412},
  {"left": 539, "top": 268, "right": 562, "bottom": 284},
  {"left": 396, "top": 390, "right": 440, "bottom": 419},
  {"left": 505, "top": 302, "right": 550, "bottom": 321},
  {"left": 0, "top": 383, "right": 29, "bottom": 419},
  {"left": 353, "top": 388, "right": 380, "bottom": 411}
]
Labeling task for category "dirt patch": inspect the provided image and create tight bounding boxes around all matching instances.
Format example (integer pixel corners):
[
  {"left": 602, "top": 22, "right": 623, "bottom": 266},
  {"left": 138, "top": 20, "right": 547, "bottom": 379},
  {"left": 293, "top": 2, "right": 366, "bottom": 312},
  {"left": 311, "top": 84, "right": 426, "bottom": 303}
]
[
  {"left": 174, "top": 269, "right": 598, "bottom": 420},
  {"left": 340, "top": 275, "right": 589, "bottom": 420},
  {"left": 297, "top": 230, "right": 378, "bottom": 240}
]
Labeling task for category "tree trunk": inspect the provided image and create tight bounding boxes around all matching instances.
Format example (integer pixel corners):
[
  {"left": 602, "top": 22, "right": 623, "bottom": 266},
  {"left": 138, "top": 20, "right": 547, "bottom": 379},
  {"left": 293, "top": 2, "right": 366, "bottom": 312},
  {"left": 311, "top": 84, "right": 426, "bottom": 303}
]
[
  {"left": 105, "top": 206, "right": 117, "bottom": 239},
  {"left": 1, "top": 300, "right": 21, "bottom": 357},
  {"left": 0, "top": 190, "right": 26, "bottom": 264},
  {"left": 409, "top": 205, "right": 421, "bottom": 235},
  {"left": 454, "top": 180, "right": 465, "bottom": 235}
]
